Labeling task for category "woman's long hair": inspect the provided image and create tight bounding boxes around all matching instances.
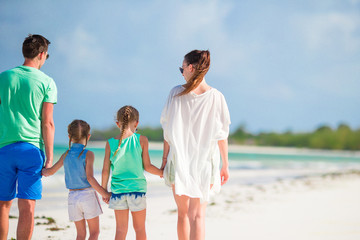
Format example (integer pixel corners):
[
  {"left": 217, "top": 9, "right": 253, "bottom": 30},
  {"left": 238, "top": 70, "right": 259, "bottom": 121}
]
[{"left": 178, "top": 50, "right": 210, "bottom": 96}]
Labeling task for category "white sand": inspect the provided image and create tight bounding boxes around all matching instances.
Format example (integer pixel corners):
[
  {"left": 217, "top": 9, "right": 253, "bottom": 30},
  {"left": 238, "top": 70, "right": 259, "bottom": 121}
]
[{"left": 7, "top": 171, "right": 360, "bottom": 240}]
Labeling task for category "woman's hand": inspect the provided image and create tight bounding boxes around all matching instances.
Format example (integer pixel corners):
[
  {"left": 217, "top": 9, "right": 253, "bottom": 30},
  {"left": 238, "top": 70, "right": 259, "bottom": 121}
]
[
  {"left": 218, "top": 139, "right": 229, "bottom": 185},
  {"left": 160, "top": 157, "right": 167, "bottom": 170},
  {"left": 161, "top": 140, "right": 170, "bottom": 171},
  {"left": 220, "top": 166, "right": 229, "bottom": 185}
]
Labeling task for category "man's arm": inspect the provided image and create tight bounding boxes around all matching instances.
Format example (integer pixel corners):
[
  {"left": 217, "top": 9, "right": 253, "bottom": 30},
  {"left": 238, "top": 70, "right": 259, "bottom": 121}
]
[{"left": 42, "top": 102, "right": 55, "bottom": 168}]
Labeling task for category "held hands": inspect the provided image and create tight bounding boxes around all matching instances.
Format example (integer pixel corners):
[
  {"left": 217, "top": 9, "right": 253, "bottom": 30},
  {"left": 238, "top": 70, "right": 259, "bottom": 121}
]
[
  {"left": 220, "top": 166, "right": 229, "bottom": 185},
  {"left": 160, "top": 158, "right": 167, "bottom": 178},
  {"left": 102, "top": 190, "right": 111, "bottom": 204},
  {"left": 160, "top": 157, "right": 167, "bottom": 170},
  {"left": 41, "top": 168, "right": 52, "bottom": 177}
]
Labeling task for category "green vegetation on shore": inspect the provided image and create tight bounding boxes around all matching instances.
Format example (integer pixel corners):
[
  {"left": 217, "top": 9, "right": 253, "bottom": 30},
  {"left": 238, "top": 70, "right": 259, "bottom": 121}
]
[
  {"left": 91, "top": 127, "right": 164, "bottom": 142},
  {"left": 91, "top": 123, "right": 360, "bottom": 150},
  {"left": 231, "top": 124, "right": 360, "bottom": 150}
]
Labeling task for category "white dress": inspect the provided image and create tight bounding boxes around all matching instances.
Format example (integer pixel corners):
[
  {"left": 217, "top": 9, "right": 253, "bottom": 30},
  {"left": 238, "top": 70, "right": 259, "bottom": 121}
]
[{"left": 161, "top": 85, "right": 231, "bottom": 202}]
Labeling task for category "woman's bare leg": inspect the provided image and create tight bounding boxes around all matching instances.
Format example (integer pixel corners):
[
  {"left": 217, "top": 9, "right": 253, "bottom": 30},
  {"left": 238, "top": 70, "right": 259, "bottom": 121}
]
[
  {"left": 172, "top": 185, "right": 190, "bottom": 240},
  {"left": 188, "top": 198, "right": 207, "bottom": 240}
]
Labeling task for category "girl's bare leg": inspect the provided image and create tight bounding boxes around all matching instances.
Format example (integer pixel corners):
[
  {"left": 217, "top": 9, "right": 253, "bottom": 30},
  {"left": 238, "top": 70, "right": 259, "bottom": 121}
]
[
  {"left": 131, "top": 209, "right": 147, "bottom": 240},
  {"left": 114, "top": 209, "right": 129, "bottom": 240},
  {"left": 74, "top": 219, "right": 87, "bottom": 240},
  {"left": 86, "top": 216, "right": 100, "bottom": 240}
]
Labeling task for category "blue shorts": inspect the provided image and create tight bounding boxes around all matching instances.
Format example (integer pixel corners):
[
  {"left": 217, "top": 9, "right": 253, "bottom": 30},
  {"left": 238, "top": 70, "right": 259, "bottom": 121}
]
[{"left": 0, "top": 142, "right": 45, "bottom": 201}]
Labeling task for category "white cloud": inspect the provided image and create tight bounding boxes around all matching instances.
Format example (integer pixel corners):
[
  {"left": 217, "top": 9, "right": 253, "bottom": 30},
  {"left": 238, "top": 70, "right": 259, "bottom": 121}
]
[
  {"left": 257, "top": 82, "right": 295, "bottom": 100},
  {"left": 166, "top": 0, "right": 249, "bottom": 77},
  {"left": 171, "top": 0, "right": 231, "bottom": 41},
  {"left": 295, "top": 12, "right": 360, "bottom": 52},
  {"left": 56, "top": 26, "right": 107, "bottom": 69},
  {"left": 307, "top": 63, "right": 360, "bottom": 97},
  {"left": 53, "top": 26, "right": 123, "bottom": 93}
]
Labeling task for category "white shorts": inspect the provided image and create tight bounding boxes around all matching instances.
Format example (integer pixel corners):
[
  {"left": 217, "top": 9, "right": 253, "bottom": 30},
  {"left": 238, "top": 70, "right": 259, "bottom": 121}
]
[
  {"left": 68, "top": 188, "right": 103, "bottom": 222},
  {"left": 109, "top": 192, "right": 146, "bottom": 212}
]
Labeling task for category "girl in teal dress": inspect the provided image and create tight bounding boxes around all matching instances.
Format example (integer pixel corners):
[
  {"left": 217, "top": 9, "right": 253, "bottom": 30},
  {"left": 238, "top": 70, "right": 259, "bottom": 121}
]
[{"left": 101, "top": 105, "right": 163, "bottom": 240}]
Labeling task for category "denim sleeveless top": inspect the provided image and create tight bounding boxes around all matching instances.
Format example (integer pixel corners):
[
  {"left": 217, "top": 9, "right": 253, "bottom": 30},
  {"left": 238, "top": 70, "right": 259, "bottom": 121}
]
[
  {"left": 63, "top": 143, "right": 91, "bottom": 189},
  {"left": 108, "top": 133, "right": 146, "bottom": 193}
]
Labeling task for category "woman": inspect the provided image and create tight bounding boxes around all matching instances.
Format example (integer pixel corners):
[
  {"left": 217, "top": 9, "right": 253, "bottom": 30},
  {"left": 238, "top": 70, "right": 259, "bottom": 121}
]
[{"left": 161, "top": 50, "right": 230, "bottom": 240}]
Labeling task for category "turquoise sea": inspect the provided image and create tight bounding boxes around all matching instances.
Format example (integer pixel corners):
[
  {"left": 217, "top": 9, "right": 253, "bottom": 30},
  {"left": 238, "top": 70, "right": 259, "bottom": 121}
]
[{"left": 53, "top": 143, "right": 360, "bottom": 185}]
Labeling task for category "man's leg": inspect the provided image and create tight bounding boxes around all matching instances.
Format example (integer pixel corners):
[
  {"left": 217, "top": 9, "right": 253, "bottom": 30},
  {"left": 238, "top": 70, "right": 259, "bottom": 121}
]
[
  {"left": 0, "top": 200, "right": 13, "bottom": 240},
  {"left": 16, "top": 143, "right": 44, "bottom": 240},
  {"left": 17, "top": 199, "right": 36, "bottom": 240},
  {"left": 0, "top": 143, "right": 18, "bottom": 240}
]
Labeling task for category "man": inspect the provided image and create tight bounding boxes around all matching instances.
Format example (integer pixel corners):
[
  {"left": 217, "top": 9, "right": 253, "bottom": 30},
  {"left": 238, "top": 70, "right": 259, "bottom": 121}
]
[{"left": 0, "top": 34, "right": 57, "bottom": 240}]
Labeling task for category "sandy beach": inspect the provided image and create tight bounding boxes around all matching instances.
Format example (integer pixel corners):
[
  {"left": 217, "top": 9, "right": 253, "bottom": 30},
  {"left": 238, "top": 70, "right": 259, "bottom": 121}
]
[{"left": 7, "top": 169, "right": 360, "bottom": 240}]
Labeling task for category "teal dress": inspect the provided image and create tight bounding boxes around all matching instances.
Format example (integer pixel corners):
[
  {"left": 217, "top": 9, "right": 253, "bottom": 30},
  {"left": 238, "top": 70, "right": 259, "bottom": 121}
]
[{"left": 108, "top": 133, "right": 146, "bottom": 195}]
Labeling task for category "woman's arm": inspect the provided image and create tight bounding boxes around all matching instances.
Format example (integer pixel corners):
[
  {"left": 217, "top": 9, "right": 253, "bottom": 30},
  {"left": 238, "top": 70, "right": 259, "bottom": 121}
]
[
  {"left": 140, "top": 135, "right": 163, "bottom": 177},
  {"left": 218, "top": 139, "right": 229, "bottom": 185},
  {"left": 86, "top": 150, "right": 111, "bottom": 198},
  {"left": 101, "top": 142, "right": 111, "bottom": 203},
  {"left": 42, "top": 152, "right": 65, "bottom": 176},
  {"left": 161, "top": 140, "right": 170, "bottom": 170}
]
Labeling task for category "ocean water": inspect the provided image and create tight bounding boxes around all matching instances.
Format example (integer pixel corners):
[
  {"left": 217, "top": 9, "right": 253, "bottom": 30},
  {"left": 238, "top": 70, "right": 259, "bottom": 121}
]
[{"left": 52, "top": 144, "right": 360, "bottom": 186}]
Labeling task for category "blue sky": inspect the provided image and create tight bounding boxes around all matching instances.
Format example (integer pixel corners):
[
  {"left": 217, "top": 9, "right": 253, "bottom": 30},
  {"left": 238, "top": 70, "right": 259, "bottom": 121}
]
[{"left": 1, "top": 0, "right": 359, "bottom": 143}]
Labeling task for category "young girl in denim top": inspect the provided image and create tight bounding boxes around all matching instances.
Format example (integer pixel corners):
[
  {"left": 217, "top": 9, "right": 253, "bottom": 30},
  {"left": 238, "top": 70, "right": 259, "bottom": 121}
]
[
  {"left": 43, "top": 120, "right": 111, "bottom": 240},
  {"left": 101, "top": 105, "right": 163, "bottom": 240}
]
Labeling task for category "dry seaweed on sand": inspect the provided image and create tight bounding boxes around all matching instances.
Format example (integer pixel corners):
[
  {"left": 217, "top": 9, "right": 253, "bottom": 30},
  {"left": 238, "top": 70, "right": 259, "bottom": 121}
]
[
  {"left": 35, "top": 216, "right": 56, "bottom": 225},
  {"left": 46, "top": 226, "right": 65, "bottom": 231}
]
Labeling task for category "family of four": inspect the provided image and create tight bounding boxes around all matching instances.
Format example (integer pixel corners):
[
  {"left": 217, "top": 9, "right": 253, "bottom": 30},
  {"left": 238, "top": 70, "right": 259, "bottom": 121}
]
[{"left": 0, "top": 34, "right": 230, "bottom": 240}]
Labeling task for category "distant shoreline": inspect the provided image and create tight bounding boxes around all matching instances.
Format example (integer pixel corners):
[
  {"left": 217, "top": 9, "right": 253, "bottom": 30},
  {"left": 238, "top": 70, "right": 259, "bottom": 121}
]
[{"left": 83, "top": 141, "right": 360, "bottom": 157}]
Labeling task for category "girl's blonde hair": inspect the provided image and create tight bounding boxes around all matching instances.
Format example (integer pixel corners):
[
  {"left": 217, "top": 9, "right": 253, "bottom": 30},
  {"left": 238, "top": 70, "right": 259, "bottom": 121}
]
[
  {"left": 113, "top": 105, "right": 139, "bottom": 156},
  {"left": 65, "top": 119, "right": 91, "bottom": 159},
  {"left": 178, "top": 50, "right": 210, "bottom": 96}
]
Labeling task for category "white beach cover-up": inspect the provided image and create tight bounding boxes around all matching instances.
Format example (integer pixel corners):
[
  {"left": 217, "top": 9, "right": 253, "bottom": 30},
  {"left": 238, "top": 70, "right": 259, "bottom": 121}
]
[{"left": 161, "top": 85, "right": 231, "bottom": 202}]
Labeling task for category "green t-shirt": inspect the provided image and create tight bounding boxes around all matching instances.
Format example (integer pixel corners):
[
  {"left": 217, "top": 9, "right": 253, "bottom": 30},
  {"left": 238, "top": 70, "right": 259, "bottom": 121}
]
[
  {"left": 108, "top": 133, "right": 147, "bottom": 193},
  {"left": 0, "top": 66, "right": 57, "bottom": 149}
]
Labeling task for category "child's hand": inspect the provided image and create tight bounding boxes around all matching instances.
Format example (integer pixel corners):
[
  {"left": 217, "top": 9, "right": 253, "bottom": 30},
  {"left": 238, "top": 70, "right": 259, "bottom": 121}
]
[
  {"left": 160, "top": 170, "right": 164, "bottom": 178},
  {"left": 42, "top": 168, "right": 51, "bottom": 177},
  {"left": 102, "top": 191, "right": 111, "bottom": 204}
]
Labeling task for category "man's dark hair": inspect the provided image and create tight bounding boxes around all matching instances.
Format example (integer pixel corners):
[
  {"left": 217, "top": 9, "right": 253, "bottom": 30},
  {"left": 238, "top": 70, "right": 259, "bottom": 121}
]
[{"left": 22, "top": 34, "right": 51, "bottom": 59}]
